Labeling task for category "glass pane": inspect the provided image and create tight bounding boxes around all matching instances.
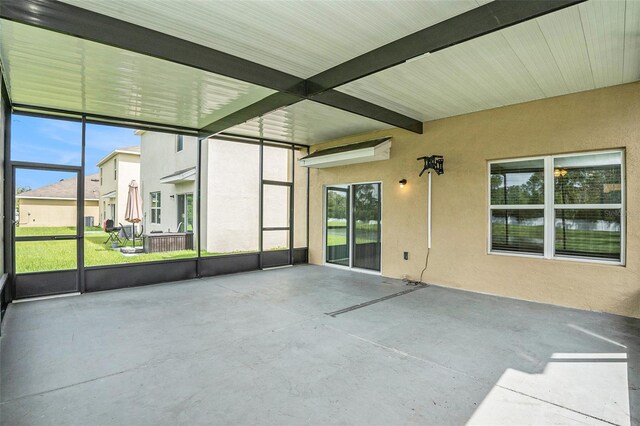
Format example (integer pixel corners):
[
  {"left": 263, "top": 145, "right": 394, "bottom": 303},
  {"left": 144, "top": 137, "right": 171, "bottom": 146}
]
[
  {"left": 263, "top": 145, "right": 292, "bottom": 182},
  {"left": 16, "top": 240, "right": 77, "bottom": 273},
  {"left": 175, "top": 193, "right": 194, "bottom": 232},
  {"left": 263, "top": 185, "right": 290, "bottom": 228},
  {"left": 202, "top": 139, "right": 259, "bottom": 256},
  {"left": 491, "top": 209, "right": 544, "bottom": 254},
  {"left": 555, "top": 209, "right": 621, "bottom": 261},
  {"left": 554, "top": 152, "right": 622, "bottom": 204},
  {"left": 326, "top": 187, "right": 349, "bottom": 266},
  {"left": 263, "top": 230, "right": 289, "bottom": 251},
  {"left": 294, "top": 148, "right": 308, "bottom": 249},
  {"left": 15, "top": 169, "right": 79, "bottom": 236},
  {"left": 352, "top": 183, "right": 381, "bottom": 271},
  {"left": 490, "top": 159, "right": 544, "bottom": 205},
  {"left": 11, "top": 115, "right": 82, "bottom": 165},
  {"left": 85, "top": 125, "right": 197, "bottom": 266}
]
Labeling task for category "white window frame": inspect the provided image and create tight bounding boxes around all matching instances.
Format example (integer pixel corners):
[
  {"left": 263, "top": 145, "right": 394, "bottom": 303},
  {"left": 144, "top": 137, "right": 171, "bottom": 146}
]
[
  {"left": 488, "top": 149, "right": 625, "bottom": 265},
  {"left": 150, "top": 191, "right": 161, "bottom": 224},
  {"left": 176, "top": 135, "right": 184, "bottom": 152}
]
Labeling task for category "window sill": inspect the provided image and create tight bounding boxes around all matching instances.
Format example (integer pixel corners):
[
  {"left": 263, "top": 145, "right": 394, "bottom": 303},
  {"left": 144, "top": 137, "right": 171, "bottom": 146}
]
[{"left": 488, "top": 250, "right": 624, "bottom": 267}]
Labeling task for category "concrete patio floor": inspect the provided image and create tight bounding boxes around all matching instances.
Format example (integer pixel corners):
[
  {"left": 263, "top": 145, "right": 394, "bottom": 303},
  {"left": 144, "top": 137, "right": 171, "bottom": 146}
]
[{"left": 1, "top": 265, "right": 638, "bottom": 425}]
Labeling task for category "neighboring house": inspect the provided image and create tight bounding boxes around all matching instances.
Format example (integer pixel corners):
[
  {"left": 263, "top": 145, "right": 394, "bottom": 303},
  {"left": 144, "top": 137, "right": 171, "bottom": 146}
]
[
  {"left": 137, "top": 131, "right": 289, "bottom": 253},
  {"left": 96, "top": 145, "right": 140, "bottom": 226},
  {"left": 137, "top": 131, "right": 196, "bottom": 235},
  {"left": 16, "top": 174, "right": 100, "bottom": 228}
]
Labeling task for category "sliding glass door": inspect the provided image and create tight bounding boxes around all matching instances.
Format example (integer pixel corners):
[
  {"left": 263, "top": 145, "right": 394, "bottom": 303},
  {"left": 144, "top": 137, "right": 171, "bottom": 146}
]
[
  {"left": 326, "top": 187, "right": 350, "bottom": 266},
  {"left": 325, "top": 183, "right": 381, "bottom": 272},
  {"left": 352, "top": 183, "right": 381, "bottom": 271}
]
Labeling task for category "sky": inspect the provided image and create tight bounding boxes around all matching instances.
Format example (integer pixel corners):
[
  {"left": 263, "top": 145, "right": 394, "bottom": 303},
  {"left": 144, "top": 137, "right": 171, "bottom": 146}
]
[{"left": 12, "top": 115, "right": 139, "bottom": 190}]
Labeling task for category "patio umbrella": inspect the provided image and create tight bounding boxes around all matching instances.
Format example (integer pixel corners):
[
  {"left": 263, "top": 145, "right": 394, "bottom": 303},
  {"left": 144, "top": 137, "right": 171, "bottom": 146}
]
[{"left": 124, "top": 180, "right": 143, "bottom": 247}]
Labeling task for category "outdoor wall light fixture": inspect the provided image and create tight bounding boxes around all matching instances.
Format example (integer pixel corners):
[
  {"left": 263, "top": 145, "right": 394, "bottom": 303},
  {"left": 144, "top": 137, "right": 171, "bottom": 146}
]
[
  {"left": 169, "top": 195, "right": 175, "bottom": 199},
  {"left": 399, "top": 179, "right": 407, "bottom": 187}
]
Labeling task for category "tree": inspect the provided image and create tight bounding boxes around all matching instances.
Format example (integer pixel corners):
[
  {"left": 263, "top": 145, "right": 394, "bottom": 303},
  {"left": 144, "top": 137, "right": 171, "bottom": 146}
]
[
  {"left": 15, "top": 186, "right": 31, "bottom": 212},
  {"left": 327, "top": 190, "right": 347, "bottom": 219},
  {"left": 353, "top": 184, "right": 379, "bottom": 223}
]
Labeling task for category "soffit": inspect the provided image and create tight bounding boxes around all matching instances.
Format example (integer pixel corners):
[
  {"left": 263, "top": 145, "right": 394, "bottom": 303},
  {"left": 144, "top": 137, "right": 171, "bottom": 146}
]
[
  {"left": 58, "top": 0, "right": 485, "bottom": 78},
  {"left": 227, "top": 100, "right": 391, "bottom": 145},
  {"left": 0, "top": 19, "right": 274, "bottom": 129},
  {"left": 337, "top": 0, "right": 640, "bottom": 122}
]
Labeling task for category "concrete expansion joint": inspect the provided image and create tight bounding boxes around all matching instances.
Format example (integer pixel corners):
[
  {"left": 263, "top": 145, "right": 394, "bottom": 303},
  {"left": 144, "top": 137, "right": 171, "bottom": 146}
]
[
  {"left": 323, "top": 322, "right": 625, "bottom": 426},
  {"left": 495, "top": 385, "right": 622, "bottom": 426},
  {"left": 321, "top": 322, "right": 477, "bottom": 381}
]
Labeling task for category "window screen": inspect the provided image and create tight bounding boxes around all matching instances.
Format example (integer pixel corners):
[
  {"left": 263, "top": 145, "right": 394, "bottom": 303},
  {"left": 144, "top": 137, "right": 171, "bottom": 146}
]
[{"left": 489, "top": 151, "right": 623, "bottom": 263}]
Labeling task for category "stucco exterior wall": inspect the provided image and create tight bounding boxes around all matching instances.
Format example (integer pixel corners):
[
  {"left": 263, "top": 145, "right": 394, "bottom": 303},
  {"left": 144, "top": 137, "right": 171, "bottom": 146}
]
[
  {"left": 0, "top": 80, "right": 5, "bottom": 273},
  {"left": 308, "top": 82, "right": 640, "bottom": 318},
  {"left": 98, "top": 152, "right": 140, "bottom": 226},
  {"left": 140, "top": 134, "right": 300, "bottom": 254},
  {"left": 17, "top": 199, "right": 99, "bottom": 228},
  {"left": 293, "top": 148, "right": 309, "bottom": 249},
  {"left": 140, "top": 133, "right": 197, "bottom": 234},
  {"left": 204, "top": 140, "right": 260, "bottom": 253},
  {"left": 116, "top": 154, "right": 141, "bottom": 226}
]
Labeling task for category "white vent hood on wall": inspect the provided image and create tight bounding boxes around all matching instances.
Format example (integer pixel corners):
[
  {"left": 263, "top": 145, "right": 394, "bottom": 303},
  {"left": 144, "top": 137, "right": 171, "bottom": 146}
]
[{"left": 298, "top": 138, "right": 391, "bottom": 168}]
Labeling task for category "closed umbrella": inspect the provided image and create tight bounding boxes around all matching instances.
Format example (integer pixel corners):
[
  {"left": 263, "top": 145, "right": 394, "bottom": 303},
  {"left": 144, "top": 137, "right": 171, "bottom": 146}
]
[{"left": 124, "top": 180, "right": 143, "bottom": 247}]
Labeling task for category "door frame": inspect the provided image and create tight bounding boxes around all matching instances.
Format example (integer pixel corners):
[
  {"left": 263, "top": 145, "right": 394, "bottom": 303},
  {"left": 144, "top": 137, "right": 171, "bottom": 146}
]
[
  {"left": 323, "top": 181, "right": 382, "bottom": 275},
  {"left": 176, "top": 192, "right": 194, "bottom": 232},
  {"left": 325, "top": 185, "right": 350, "bottom": 268},
  {"left": 11, "top": 161, "right": 84, "bottom": 298}
]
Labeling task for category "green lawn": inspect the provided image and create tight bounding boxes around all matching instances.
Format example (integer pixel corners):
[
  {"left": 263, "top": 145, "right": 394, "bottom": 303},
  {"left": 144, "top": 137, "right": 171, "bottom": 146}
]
[
  {"left": 492, "top": 223, "right": 620, "bottom": 255},
  {"left": 14, "top": 226, "right": 268, "bottom": 273},
  {"left": 327, "top": 221, "right": 379, "bottom": 246},
  {"left": 16, "top": 226, "right": 102, "bottom": 237}
]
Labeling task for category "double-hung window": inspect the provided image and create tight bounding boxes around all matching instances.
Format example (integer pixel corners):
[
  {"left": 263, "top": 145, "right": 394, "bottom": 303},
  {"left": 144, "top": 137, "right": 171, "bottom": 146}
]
[
  {"left": 150, "top": 191, "right": 161, "bottom": 224},
  {"left": 489, "top": 150, "right": 624, "bottom": 263}
]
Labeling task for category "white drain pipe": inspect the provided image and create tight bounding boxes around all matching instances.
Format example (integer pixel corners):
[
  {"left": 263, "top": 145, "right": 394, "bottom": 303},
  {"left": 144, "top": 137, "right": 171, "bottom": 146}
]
[{"left": 428, "top": 170, "right": 432, "bottom": 249}]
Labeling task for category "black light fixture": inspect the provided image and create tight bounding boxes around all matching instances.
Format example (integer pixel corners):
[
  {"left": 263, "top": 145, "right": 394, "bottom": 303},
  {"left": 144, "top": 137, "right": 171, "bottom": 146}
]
[{"left": 399, "top": 179, "right": 407, "bottom": 188}]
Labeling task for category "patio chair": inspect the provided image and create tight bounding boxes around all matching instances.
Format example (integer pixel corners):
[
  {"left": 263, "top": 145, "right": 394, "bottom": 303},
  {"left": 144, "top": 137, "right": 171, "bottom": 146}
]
[
  {"left": 104, "top": 219, "right": 122, "bottom": 246},
  {"left": 119, "top": 223, "right": 143, "bottom": 247},
  {"left": 119, "top": 222, "right": 133, "bottom": 246}
]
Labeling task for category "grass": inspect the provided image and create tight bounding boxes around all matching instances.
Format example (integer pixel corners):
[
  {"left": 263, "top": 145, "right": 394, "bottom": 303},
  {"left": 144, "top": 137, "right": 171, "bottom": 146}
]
[
  {"left": 327, "top": 221, "right": 379, "bottom": 246},
  {"left": 16, "top": 226, "right": 102, "bottom": 237},
  {"left": 492, "top": 223, "right": 620, "bottom": 254},
  {"left": 14, "top": 226, "right": 274, "bottom": 273}
]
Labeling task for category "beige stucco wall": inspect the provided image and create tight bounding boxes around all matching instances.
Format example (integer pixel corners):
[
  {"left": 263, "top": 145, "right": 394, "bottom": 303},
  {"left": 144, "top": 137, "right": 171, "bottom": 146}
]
[
  {"left": 308, "top": 82, "right": 640, "bottom": 318},
  {"left": 17, "top": 199, "right": 99, "bottom": 228},
  {"left": 98, "top": 152, "right": 140, "bottom": 226}
]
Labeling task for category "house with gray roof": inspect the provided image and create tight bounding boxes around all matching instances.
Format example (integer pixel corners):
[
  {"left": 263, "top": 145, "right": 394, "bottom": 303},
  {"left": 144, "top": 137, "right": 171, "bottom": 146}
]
[{"left": 16, "top": 174, "right": 101, "bottom": 228}]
